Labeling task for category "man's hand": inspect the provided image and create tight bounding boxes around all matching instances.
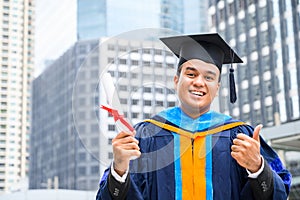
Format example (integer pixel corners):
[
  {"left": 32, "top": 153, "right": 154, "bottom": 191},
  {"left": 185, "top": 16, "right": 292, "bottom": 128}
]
[
  {"left": 112, "top": 131, "right": 141, "bottom": 176},
  {"left": 231, "top": 125, "right": 263, "bottom": 173}
]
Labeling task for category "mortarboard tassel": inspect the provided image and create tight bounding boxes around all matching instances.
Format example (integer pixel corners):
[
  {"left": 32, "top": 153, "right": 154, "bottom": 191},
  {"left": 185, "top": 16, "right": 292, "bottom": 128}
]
[{"left": 229, "top": 67, "right": 237, "bottom": 103}]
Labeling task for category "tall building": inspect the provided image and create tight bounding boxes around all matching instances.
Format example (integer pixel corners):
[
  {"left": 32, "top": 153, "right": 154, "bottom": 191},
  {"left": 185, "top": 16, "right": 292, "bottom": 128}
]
[
  {"left": 77, "top": 0, "right": 107, "bottom": 39},
  {"left": 77, "top": 0, "right": 161, "bottom": 40},
  {"left": 30, "top": 39, "right": 100, "bottom": 190},
  {"left": 208, "top": 0, "right": 299, "bottom": 126},
  {"left": 0, "top": 0, "right": 35, "bottom": 193},
  {"left": 208, "top": 0, "right": 300, "bottom": 198},
  {"left": 76, "top": 0, "right": 209, "bottom": 41},
  {"left": 160, "top": 0, "right": 209, "bottom": 33},
  {"left": 30, "top": 29, "right": 182, "bottom": 190}
]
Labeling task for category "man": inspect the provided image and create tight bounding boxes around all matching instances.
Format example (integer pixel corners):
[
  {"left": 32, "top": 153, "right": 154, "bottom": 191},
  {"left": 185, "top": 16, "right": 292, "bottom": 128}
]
[{"left": 96, "top": 33, "right": 291, "bottom": 199}]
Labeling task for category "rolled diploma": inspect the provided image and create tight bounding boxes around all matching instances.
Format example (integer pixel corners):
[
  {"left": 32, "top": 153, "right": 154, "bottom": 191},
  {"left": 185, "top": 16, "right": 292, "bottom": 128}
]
[
  {"left": 101, "top": 73, "right": 137, "bottom": 160},
  {"left": 102, "top": 73, "right": 133, "bottom": 133}
]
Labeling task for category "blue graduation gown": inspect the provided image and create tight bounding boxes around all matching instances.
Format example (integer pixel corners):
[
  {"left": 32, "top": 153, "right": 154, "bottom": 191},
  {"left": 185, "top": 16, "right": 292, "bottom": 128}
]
[{"left": 96, "top": 107, "right": 291, "bottom": 200}]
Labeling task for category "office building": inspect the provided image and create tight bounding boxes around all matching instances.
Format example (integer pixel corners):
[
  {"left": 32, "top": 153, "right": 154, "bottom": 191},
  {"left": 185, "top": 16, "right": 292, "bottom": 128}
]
[
  {"left": 161, "top": 0, "right": 209, "bottom": 33},
  {"left": 208, "top": 0, "right": 300, "bottom": 198},
  {"left": 77, "top": 0, "right": 209, "bottom": 40},
  {"left": 0, "top": 0, "right": 35, "bottom": 193},
  {"left": 77, "top": 0, "right": 161, "bottom": 40},
  {"left": 208, "top": 0, "right": 299, "bottom": 126}
]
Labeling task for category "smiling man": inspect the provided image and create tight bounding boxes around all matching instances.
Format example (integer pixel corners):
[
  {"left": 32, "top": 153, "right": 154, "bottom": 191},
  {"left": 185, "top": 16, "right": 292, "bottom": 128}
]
[{"left": 96, "top": 33, "right": 291, "bottom": 200}]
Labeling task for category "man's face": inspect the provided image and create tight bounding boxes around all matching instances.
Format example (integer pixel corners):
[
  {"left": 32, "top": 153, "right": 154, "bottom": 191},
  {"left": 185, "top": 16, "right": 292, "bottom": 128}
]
[{"left": 174, "top": 59, "right": 220, "bottom": 118}]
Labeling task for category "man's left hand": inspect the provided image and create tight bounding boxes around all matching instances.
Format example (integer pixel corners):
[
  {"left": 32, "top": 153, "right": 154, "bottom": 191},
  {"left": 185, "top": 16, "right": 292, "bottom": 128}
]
[{"left": 231, "top": 124, "right": 263, "bottom": 173}]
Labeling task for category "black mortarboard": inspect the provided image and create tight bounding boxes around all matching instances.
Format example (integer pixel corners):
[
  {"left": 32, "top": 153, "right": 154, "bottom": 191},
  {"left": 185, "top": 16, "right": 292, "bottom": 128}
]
[{"left": 159, "top": 33, "right": 243, "bottom": 103}]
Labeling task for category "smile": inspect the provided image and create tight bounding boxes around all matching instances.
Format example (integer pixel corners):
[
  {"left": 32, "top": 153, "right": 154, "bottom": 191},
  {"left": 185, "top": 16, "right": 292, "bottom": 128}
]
[{"left": 190, "top": 90, "right": 205, "bottom": 96}]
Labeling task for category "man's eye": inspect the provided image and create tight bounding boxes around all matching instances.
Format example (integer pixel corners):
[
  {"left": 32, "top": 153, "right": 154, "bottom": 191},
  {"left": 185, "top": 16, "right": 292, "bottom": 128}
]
[
  {"left": 187, "top": 73, "right": 195, "bottom": 77},
  {"left": 205, "top": 76, "right": 214, "bottom": 81}
]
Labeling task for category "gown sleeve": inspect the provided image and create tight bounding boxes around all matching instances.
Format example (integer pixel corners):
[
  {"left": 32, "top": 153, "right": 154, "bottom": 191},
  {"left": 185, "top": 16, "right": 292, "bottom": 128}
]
[
  {"left": 95, "top": 122, "right": 153, "bottom": 200},
  {"left": 238, "top": 125, "right": 292, "bottom": 200}
]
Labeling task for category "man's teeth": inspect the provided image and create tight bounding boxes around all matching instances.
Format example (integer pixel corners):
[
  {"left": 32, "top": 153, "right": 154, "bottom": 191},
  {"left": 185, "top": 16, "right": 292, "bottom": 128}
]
[{"left": 191, "top": 91, "right": 204, "bottom": 96}]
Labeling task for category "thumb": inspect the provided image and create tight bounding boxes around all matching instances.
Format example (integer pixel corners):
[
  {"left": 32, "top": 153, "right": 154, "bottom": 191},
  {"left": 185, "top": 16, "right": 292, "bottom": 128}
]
[{"left": 253, "top": 124, "right": 263, "bottom": 142}]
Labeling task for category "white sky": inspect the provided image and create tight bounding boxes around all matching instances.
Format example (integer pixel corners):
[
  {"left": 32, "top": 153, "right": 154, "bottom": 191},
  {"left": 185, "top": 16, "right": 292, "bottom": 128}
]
[{"left": 35, "top": 0, "right": 77, "bottom": 76}]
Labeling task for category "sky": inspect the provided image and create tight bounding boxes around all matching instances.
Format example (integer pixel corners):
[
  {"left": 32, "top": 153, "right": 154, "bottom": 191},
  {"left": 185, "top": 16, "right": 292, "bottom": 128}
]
[{"left": 35, "top": 0, "right": 77, "bottom": 76}]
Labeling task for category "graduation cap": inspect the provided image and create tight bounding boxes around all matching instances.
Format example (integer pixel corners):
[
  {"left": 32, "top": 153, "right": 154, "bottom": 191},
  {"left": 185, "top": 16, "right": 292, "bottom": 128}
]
[{"left": 160, "top": 33, "right": 243, "bottom": 103}]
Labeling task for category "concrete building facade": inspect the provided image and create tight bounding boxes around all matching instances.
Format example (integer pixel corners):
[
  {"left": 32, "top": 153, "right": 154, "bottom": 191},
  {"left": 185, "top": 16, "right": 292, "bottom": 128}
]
[
  {"left": 0, "top": 0, "right": 35, "bottom": 193},
  {"left": 208, "top": 0, "right": 300, "bottom": 198}
]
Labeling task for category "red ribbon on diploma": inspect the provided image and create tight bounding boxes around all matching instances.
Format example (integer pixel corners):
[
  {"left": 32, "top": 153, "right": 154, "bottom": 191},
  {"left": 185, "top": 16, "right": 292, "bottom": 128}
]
[{"left": 100, "top": 105, "right": 134, "bottom": 132}]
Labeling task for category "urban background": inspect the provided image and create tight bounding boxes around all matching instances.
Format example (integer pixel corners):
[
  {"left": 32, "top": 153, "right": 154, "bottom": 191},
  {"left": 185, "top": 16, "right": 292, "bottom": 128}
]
[{"left": 0, "top": 0, "right": 300, "bottom": 199}]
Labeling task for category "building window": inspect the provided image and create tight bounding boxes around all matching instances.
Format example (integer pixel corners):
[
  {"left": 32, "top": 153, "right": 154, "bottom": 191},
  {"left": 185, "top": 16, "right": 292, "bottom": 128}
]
[
  {"left": 132, "top": 113, "right": 138, "bottom": 118},
  {"left": 132, "top": 99, "right": 138, "bottom": 105},
  {"left": 254, "top": 109, "right": 262, "bottom": 125},
  {"left": 219, "top": 8, "right": 225, "bottom": 21},
  {"left": 132, "top": 60, "right": 139, "bottom": 66},
  {"left": 252, "top": 61, "right": 259, "bottom": 76},
  {"left": 119, "top": 46, "right": 127, "bottom": 52},
  {"left": 119, "top": 85, "right": 127, "bottom": 91},
  {"left": 79, "top": 153, "right": 86, "bottom": 161},
  {"left": 120, "top": 98, "right": 127, "bottom": 104},
  {"left": 108, "top": 124, "right": 115, "bottom": 131},
  {"left": 108, "top": 138, "right": 112, "bottom": 145},
  {"left": 237, "top": 0, "right": 246, "bottom": 9},
  {"left": 91, "top": 166, "right": 99, "bottom": 174},
  {"left": 108, "top": 152, "right": 113, "bottom": 159},
  {"left": 143, "top": 113, "right": 151, "bottom": 118},
  {"left": 119, "top": 59, "right": 127, "bottom": 65},
  {"left": 262, "top": 56, "right": 270, "bottom": 72},
  {"left": 144, "top": 100, "right": 151, "bottom": 106},
  {"left": 108, "top": 44, "right": 115, "bottom": 51},
  {"left": 91, "top": 57, "right": 98, "bottom": 66},
  {"left": 79, "top": 167, "right": 86, "bottom": 175},
  {"left": 154, "top": 49, "right": 162, "bottom": 55},
  {"left": 143, "top": 49, "right": 151, "bottom": 54},
  {"left": 253, "top": 85, "right": 260, "bottom": 101},
  {"left": 91, "top": 124, "right": 99, "bottom": 132},
  {"left": 266, "top": 106, "right": 274, "bottom": 124},
  {"left": 143, "top": 87, "right": 152, "bottom": 93},
  {"left": 167, "top": 101, "right": 176, "bottom": 107},
  {"left": 228, "top": 2, "right": 235, "bottom": 16},
  {"left": 79, "top": 45, "right": 86, "bottom": 54},
  {"left": 156, "top": 101, "right": 164, "bottom": 106},
  {"left": 241, "top": 89, "right": 249, "bottom": 104}
]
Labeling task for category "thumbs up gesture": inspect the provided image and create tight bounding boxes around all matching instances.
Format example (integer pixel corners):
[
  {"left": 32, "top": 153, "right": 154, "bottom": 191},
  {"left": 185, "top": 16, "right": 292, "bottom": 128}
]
[{"left": 231, "top": 124, "right": 263, "bottom": 173}]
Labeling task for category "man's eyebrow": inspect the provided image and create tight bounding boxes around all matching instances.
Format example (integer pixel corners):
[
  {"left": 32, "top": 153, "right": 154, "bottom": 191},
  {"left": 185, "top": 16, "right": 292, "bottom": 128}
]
[
  {"left": 205, "top": 70, "right": 217, "bottom": 77},
  {"left": 185, "top": 67, "right": 197, "bottom": 71},
  {"left": 185, "top": 67, "right": 217, "bottom": 76}
]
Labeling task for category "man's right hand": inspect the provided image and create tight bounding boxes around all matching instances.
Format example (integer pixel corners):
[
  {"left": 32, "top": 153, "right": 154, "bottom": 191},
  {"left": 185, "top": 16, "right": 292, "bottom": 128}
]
[{"left": 112, "top": 131, "right": 141, "bottom": 176}]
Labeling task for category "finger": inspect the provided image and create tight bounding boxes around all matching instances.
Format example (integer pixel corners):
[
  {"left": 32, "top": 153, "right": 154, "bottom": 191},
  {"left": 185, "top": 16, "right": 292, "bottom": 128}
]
[
  {"left": 114, "top": 131, "right": 134, "bottom": 139},
  {"left": 119, "top": 142, "right": 140, "bottom": 150},
  {"left": 113, "top": 135, "right": 139, "bottom": 145},
  {"left": 235, "top": 133, "right": 251, "bottom": 140},
  {"left": 253, "top": 124, "right": 263, "bottom": 142},
  {"left": 231, "top": 144, "right": 239, "bottom": 152}
]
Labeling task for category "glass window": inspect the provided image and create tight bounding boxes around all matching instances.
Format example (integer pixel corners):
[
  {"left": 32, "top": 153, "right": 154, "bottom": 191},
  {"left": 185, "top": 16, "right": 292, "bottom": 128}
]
[
  {"left": 79, "top": 167, "right": 86, "bottom": 175},
  {"left": 108, "top": 124, "right": 115, "bottom": 131},
  {"left": 144, "top": 100, "right": 151, "bottom": 106},
  {"left": 253, "top": 85, "right": 260, "bottom": 101},
  {"left": 79, "top": 153, "right": 86, "bottom": 161},
  {"left": 252, "top": 61, "right": 259, "bottom": 76},
  {"left": 91, "top": 166, "right": 99, "bottom": 174},
  {"left": 108, "top": 152, "right": 113, "bottom": 159}
]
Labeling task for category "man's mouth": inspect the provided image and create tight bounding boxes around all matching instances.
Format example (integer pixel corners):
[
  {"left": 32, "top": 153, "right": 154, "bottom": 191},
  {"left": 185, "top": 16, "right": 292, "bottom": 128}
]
[{"left": 190, "top": 90, "right": 205, "bottom": 96}]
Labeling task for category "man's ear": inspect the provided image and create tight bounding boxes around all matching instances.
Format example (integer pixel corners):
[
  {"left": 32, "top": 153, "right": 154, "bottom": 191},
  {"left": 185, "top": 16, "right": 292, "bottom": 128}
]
[
  {"left": 215, "top": 82, "right": 220, "bottom": 96},
  {"left": 173, "top": 75, "right": 179, "bottom": 90}
]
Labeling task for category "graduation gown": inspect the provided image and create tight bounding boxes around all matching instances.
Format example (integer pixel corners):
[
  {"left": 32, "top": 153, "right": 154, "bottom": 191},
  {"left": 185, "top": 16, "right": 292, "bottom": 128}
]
[{"left": 96, "top": 107, "right": 291, "bottom": 200}]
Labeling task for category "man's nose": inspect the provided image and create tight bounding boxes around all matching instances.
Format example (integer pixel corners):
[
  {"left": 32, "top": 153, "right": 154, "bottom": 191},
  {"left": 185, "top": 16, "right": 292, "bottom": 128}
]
[{"left": 193, "top": 75, "right": 205, "bottom": 86}]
